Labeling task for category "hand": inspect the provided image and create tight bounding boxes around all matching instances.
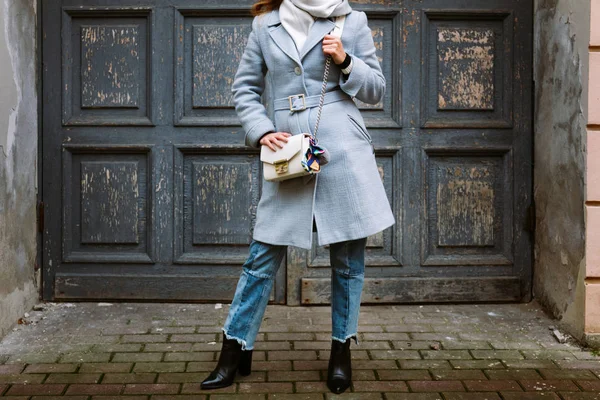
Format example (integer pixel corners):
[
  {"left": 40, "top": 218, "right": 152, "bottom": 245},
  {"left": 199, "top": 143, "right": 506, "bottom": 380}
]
[
  {"left": 322, "top": 34, "right": 346, "bottom": 65},
  {"left": 260, "top": 131, "right": 292, "bottom": 151}
]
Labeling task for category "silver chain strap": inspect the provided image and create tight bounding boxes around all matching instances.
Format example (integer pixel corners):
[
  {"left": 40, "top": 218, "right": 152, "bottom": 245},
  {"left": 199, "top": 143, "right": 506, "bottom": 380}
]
[{"left": 312, "top": 54, "right": 332, "bottom": 141}]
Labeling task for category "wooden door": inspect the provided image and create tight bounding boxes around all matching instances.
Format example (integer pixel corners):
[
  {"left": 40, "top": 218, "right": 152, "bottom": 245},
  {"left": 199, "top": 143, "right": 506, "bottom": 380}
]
[
  {"left": 289, "top": 0, "right": 533, "bottom": 304},
  {"left": 42, "top": 0, "right": 533, "bottom": 304},
  {"left": 42, "top": 0, "right": 286, "bottom": 302}
]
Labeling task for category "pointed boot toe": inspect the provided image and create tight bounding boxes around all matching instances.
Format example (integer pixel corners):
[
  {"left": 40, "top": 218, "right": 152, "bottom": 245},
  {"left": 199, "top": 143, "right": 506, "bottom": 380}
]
[
  {"left": 327, "top": 375, "right": 351, "bottom": 394},
  {"left": 200, "top": 333, "right": 244, "bottom": 390},
  {"left": 326, "top": 338, "right": 352, "bottom": 394}
]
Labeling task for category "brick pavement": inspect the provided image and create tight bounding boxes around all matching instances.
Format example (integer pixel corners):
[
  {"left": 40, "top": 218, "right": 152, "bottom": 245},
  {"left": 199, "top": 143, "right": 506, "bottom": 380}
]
[{"left": 0, "top": 300, "right": 599, "bottom": 399}]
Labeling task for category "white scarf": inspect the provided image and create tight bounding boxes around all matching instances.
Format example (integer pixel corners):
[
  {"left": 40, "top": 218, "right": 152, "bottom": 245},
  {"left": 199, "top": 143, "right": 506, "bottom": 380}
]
[{"left": 279, "top": 0, "right": 351, "bottom": 52}]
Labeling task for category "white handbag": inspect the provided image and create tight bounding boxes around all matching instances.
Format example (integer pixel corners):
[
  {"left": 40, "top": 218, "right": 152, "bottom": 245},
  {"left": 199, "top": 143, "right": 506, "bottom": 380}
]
[{"left": 260, "top": 15, "right": 345, "bottom": 182}]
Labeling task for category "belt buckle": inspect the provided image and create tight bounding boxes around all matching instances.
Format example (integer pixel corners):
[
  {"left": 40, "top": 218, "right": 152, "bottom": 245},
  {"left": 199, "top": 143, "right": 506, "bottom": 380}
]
[{"left": 288, "top": 94, "right": 306, "bottom": 113}]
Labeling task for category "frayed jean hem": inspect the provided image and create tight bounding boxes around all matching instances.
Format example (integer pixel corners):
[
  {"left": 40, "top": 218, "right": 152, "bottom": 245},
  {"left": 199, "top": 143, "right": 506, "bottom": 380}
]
[
  {"left": 222, "top": 327, "right": 253, "bottom": 351},
  {"left": 332, "top": 333, "right": 359, "bottom": 345}
]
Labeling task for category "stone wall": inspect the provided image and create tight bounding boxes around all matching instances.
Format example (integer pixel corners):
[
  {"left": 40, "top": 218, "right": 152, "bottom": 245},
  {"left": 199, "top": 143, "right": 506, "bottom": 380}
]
[
  {"left": 533, "top": 0, "right": 590, "bottom": 341},
  {"left": 0, "top": 0, "right": 40, "bottom": 340}
]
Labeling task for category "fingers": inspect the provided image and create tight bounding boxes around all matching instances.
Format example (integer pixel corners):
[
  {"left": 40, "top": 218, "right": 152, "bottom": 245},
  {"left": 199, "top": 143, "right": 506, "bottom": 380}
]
[{"left": 261, "top": 132, "right": 292, "bottom": 151}]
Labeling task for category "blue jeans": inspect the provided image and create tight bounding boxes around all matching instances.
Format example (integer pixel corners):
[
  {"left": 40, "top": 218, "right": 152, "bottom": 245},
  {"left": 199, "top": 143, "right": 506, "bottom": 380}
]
[{"left": 222, "top": 237, "right": 367, "bottom": 350}]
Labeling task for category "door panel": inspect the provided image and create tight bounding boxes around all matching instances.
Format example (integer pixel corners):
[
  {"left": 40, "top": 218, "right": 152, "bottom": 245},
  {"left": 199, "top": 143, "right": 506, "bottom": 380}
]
[{"left": 289, "top": 0, "right": 532, "bottom": 305}]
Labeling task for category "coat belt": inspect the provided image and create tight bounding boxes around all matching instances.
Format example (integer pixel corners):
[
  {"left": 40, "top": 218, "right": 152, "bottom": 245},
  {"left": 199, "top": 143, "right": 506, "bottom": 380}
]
[{"left": 273, "top": 89, "right": 351, "bottom": 112}]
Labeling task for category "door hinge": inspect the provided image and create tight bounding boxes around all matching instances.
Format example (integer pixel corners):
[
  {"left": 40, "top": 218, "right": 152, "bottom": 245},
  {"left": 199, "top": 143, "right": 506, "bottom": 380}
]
[
  {"left": 37, "top": 201, "right": 44, "bottom": 233},
  {"left": 525, "top": 202, "right": 535, "bottom": 232}
]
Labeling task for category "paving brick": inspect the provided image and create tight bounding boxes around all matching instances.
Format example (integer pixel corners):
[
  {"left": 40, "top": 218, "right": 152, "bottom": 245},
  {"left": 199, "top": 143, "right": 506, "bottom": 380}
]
[
  {"left": 45, "top": 373, "right": 102, "bottom": 384},
  {"left": 520, "top": 379, "right": 580, "bottom": 391},
  {"left": 370, "top": 350, "right": 421, "bottom": 360},
  {"left": 267, "top": 371, "right": 319, "bottom": 381},
  {"left": 407, "top": 380, "right": 465, "bottom": 392},
  {"left": 384, "top": 394, "right": 442, "bottom": 400},
  {"left": 577, "top": 380, "right": 600, "bottom": 391},
  {"left": 23, "top": 364, "right": 78, "bottom": 374},
  {"left": 268, "top": 394, "right": 322, "bottom": 400},
  {"left": 500, "top": 392, "right": 561, "bottom": 399},
  {"left": 180, "top": 382, "right": 235, "bottom": 394},
  {"left": 123, "top": 335, "right": 169, "bottom": 343},
  {"left": 350, "top": 360, "right": 400, "bottom": 370},
  {"left": 6, "top": 354, "right": 60, "bottom": 364},
  {"left": 123, "top": 384, "right": 180, "bottom": 394},
  {"left": 163, "top": 352, "right": 214, "bottom": 362},
  {"left": 485, "top": 369, "right": 543, "bottom": 380},
  {"left": 253, "top": 342, "right": 291, "bottom": 351},
  {"left": 324, "top": 393, "right": 383, "bottom": 400},
  {"left": 0, "top": 374, "right": 45, "bottom": 384},
  {"left": 133, "top": 362, "right": 186, "bottom": 373},
  {"left": 377, "top": 369, "right": 431, "bottom": 380},
  {"left": 294, "top": 381, "right": 329, "bottom": 393},
  {"left": 539, "top": 369, "right": 598, "bottom": 380},
  {"left": 556, "top": 360, "right": 600, "bottom": 369},
  {"left": 521, "top": 350, "right": 577, "bottom": 360},
  {"left": 6, "top": 384, "right": 67, "bottom": 396},
  {"left": 238, "top": 383, "right": 293, "bottom": 393},
  {"left": 249, "top": 361, "right": 292, "bottom": 371},
  {"left": 470, "top": 350, "right": 523, "bottom": 360},
  {"left": 265, "top": 333, "right": 314, "bottom": 341},
  {"left": 102, "top": 373, "right": 157, "bottom": 384},
  {"left": 429, "top": 369, "right": 486, "bottom": 380},
  {"left": 353, "top": 380, "right": 409, "bottom": 392},
  {"left": 170, "top": 335, "right": 217, "bottom": 343},
  {"left": 502, "top": 359, "right": 558, "bottom": 369},
  {"left": 155, "top": 372, "right": 215, "bottom": 383},
  {"left": 113, "top": 352, "right": 164, "bottom": 362},
  {"left": 65, "top": 384, "right": 124, "bottom": 395},
  {"left": 560, "top": 393, "right": 600, "bottom": 400},
  {"left": 316, "top": 349, "right": 369, "bottom": 360},
  {"left": 60, "top": 353, "right": 111, "bottom": 363},
  {"left": 209, "top": 395, "right": 264, "bottom": 400},
  {"left": 386, "top": 325, "right": 434, "bottom": 333},
  {"left": 267, "top": 351, "right": 317, "bottom": 361},
  {"left": 92, "top": 344, "right": 144, "bottom": 353},
  {"left": 462, "top": 379, "right": 521, "bottom": 391},
  {"left": 31, "top": 396, "right": 88, "bottom": 400},
  {"left": 440, "top": 341, "right": 492, "bottom": 350},
  {"left": 146, "top": 343, "right": 194, "bottom": 352},
  {"left": 392, "top": 341, "right": 441, "bottom": 350},
  {"left": 363, "top": 333, "right": 411, "bottom": 341},
  {"left": 449, "top": 360, "right": 505, "bottom": 369},
  {"left": 0, "top": 365, "right": 25, "bottom": 374},
  {"left": 490, "top": 341, "right": 542, "bottom": 350},
  {"left": 442, "top": 394, "right": 501, "bottom": 400},
  {"left": 399, "top": 360, "right": 451, "bottom": 370},
  {"left": 79, "top": 363, "right": 133, "bottom": 373},
  {"left": 420, "top": 350, "right": 472, "bottom": 360}
]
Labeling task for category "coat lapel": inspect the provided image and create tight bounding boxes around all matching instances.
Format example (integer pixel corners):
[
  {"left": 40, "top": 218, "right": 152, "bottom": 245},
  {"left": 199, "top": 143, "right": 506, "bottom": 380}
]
[
  {"left": 298, "top": 17, "right": 336, "bottom": 61},
  {"left": 267, "top": 10, "right": 301, "bottom": 66}
]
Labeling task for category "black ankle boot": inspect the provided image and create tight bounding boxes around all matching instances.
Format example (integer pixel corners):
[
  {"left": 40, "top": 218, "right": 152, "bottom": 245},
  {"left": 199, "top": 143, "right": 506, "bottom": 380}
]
[
  {"left": 200, "top": 333, "right": 252, "bottom": 389},
  {"left": 238, "top": 350, "right": 253, "bottom": 376},
  {"left": 327, "top": 338, "right": 352, "bottom": 394}
]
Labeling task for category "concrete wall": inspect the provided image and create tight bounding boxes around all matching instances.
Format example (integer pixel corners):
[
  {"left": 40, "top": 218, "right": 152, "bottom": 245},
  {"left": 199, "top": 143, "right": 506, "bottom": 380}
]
[
  {"left": 0, "top": 0, "right": 40, "bottom": 340},
  {"left": 533, "top": 0, "right": 590, "bottom": 341},
  {"left": 533, "top": 0, "right": 590, "bottom": 338}
]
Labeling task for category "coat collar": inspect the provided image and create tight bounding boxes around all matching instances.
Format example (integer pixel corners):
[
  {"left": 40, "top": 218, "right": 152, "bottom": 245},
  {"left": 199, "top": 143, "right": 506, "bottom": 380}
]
[{"left": 266, "top": 9, "right": 336, "bottom": 64}]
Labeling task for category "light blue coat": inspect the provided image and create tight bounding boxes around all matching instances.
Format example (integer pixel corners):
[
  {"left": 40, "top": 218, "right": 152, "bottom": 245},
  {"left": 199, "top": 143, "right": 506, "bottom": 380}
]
[{"left": 232, "top": 8, "right": 395, "bottom": 250}]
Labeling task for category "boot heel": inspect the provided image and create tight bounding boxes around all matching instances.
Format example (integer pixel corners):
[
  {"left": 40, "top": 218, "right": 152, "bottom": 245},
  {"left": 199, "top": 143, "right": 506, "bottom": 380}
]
[{"left": 238, "top": 350, "right": 253, "bottom": 376}]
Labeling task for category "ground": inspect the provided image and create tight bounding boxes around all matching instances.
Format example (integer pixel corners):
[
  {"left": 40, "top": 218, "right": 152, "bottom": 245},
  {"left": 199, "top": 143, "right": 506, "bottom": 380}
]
[{"left": 0, "top": 300, "right": 599, "bottom": 399}]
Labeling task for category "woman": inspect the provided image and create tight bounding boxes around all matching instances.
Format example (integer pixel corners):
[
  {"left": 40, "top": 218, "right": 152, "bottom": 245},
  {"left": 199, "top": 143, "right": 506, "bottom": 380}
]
[{"left": 201, "top": 0, "right": 395, "bottom": 394}]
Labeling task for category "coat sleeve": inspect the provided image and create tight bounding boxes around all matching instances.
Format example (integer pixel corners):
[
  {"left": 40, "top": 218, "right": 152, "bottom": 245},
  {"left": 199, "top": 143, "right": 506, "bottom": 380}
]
[
  {"left": 338, "top": 11, "right": 386, "bottom": 105},
  {"left": 232, "top": 16, "right": 275, "bottom": 148}
]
